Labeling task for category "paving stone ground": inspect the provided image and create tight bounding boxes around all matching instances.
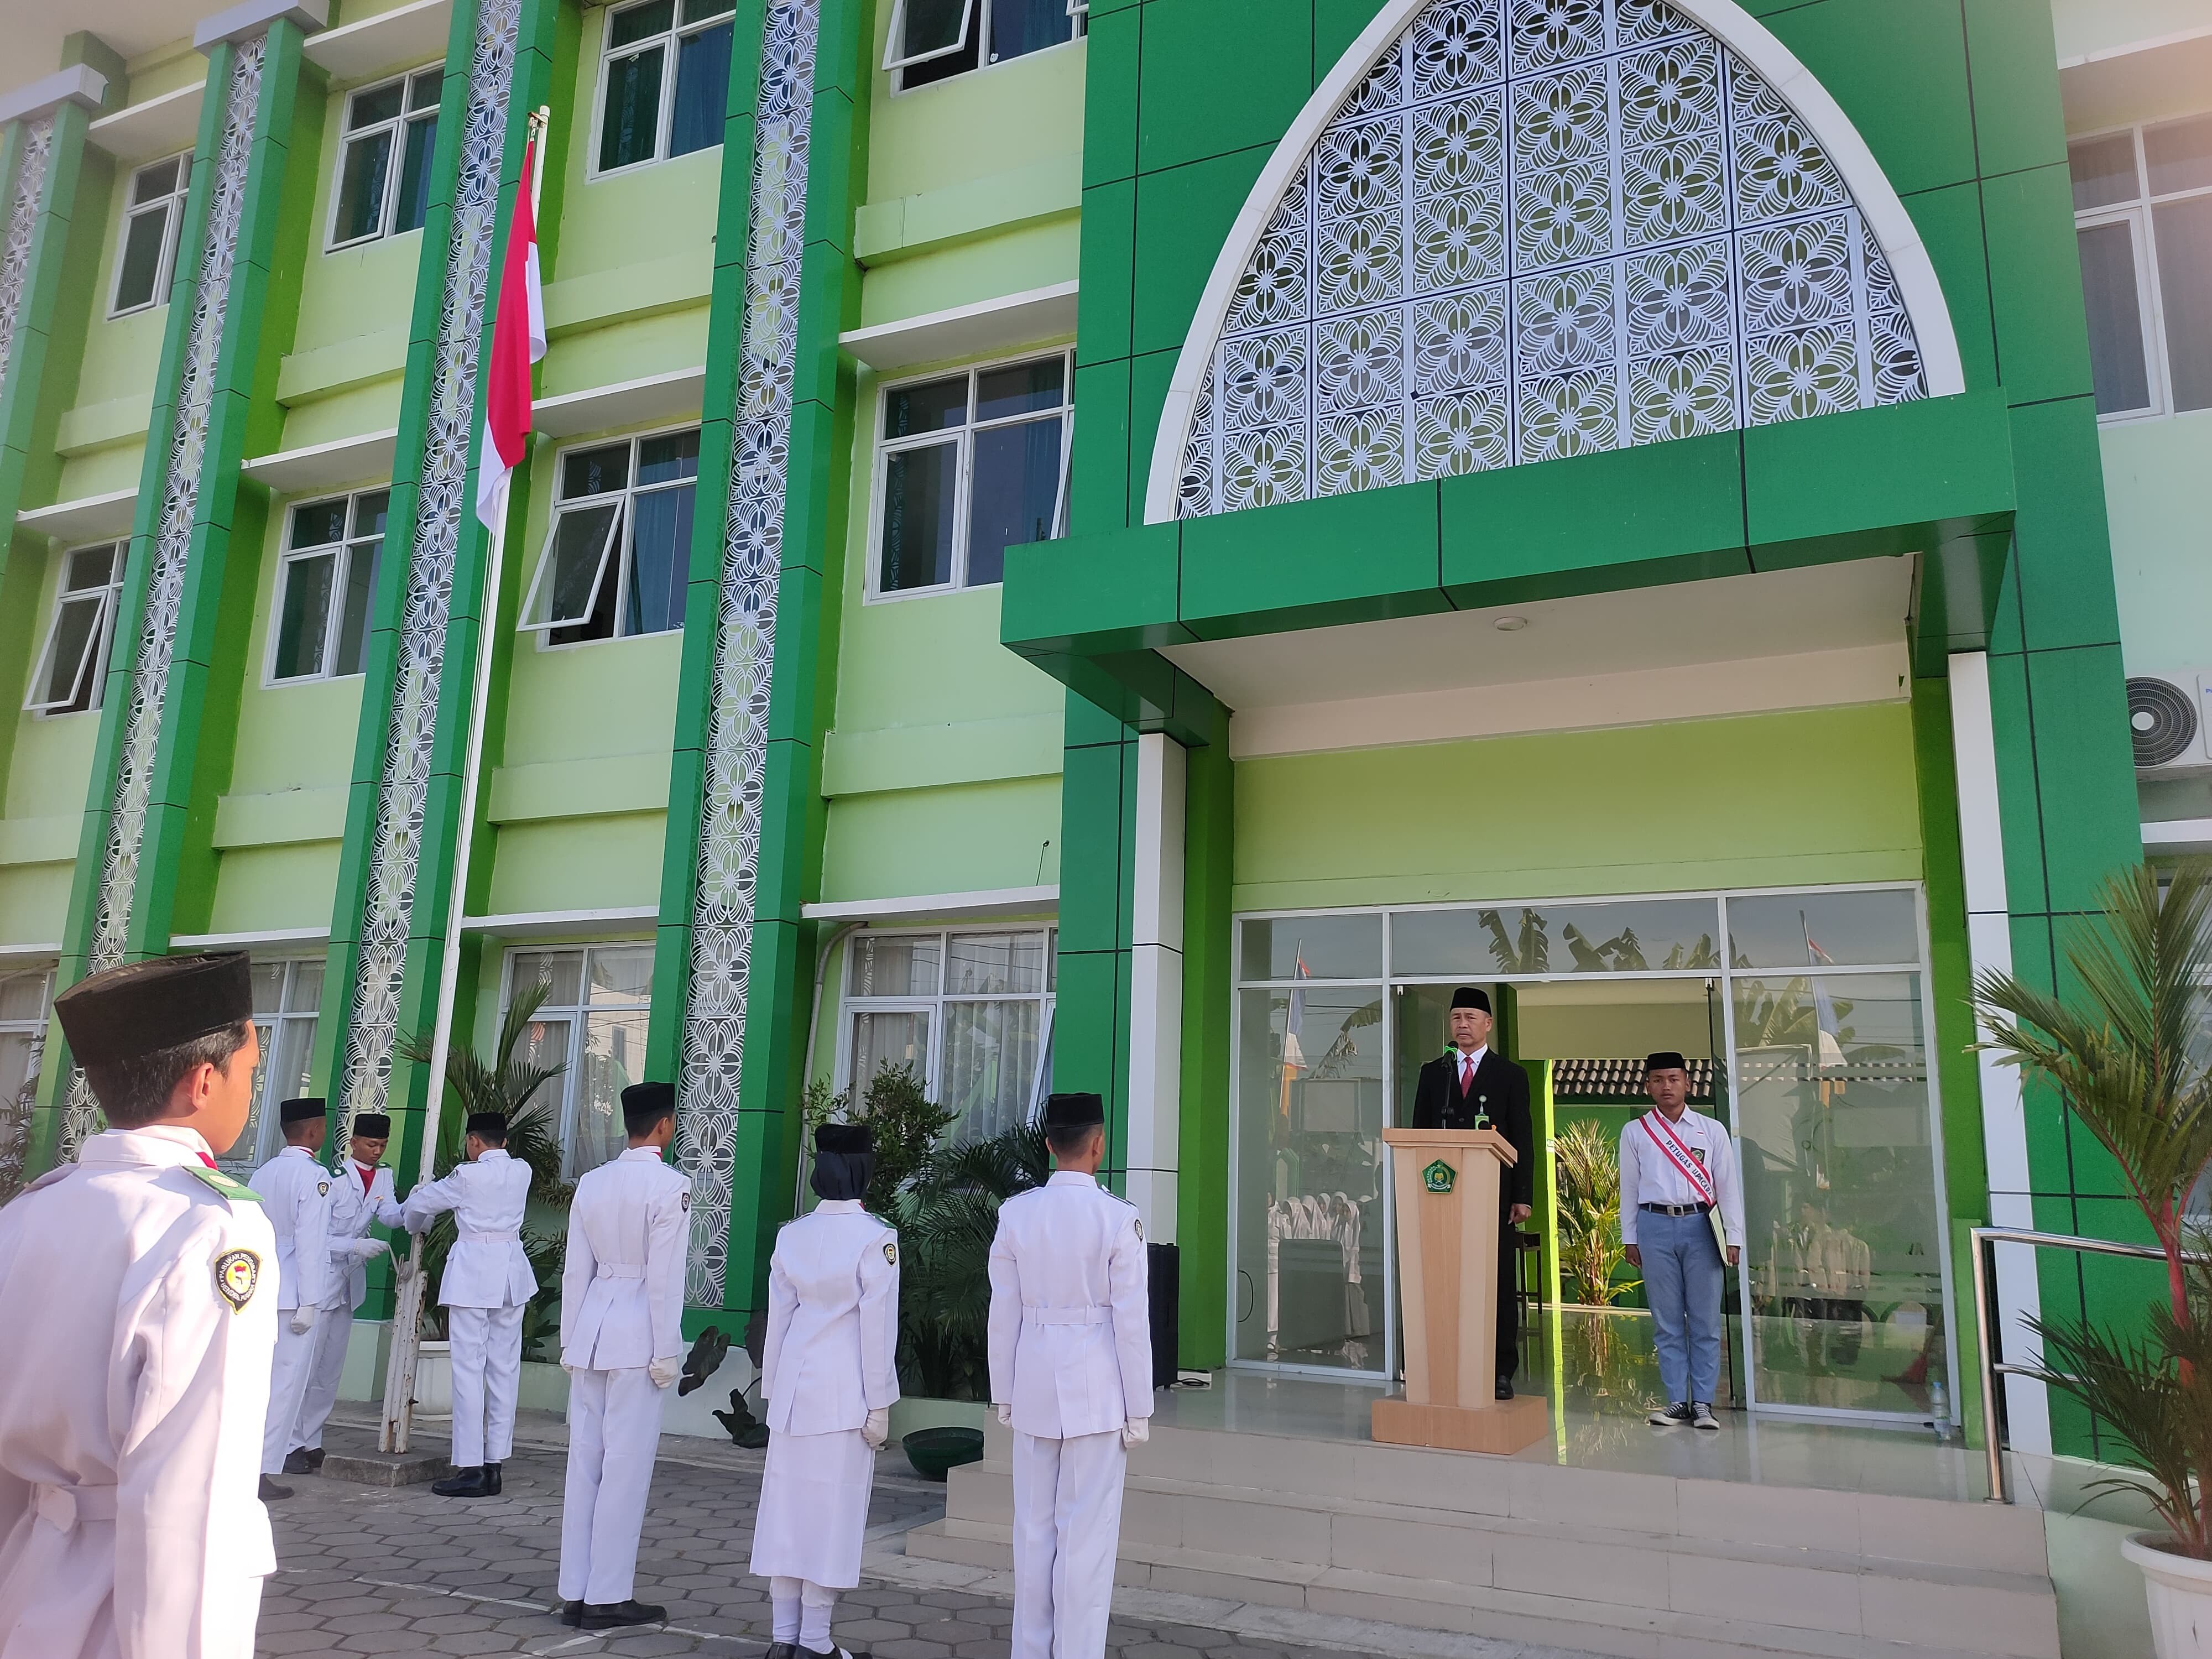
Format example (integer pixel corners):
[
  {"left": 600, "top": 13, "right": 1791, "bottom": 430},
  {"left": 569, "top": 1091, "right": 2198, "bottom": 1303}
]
[{"left": 255, "top": 1419, "right": 1399, "bottom": 1659}]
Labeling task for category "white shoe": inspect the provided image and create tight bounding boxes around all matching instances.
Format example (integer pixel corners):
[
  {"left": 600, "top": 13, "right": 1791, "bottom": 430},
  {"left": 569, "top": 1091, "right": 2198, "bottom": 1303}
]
[
  {"left": 1691, "top": 1402, "right": 1720, "bottom": 1431},
  {"left": 1648, "top": 1401, "right": 1692, "bottom": 1427}
]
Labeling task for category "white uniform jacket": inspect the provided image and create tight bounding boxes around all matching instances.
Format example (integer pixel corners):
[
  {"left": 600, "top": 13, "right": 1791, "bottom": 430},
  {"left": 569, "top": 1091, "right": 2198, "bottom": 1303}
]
[
  {"left": 400, "top": 1150, "right": 536, "bottom": 1309},
  {"left": 759, "top": 1199, "right": 899, "bottom": 1436},
  {"left": 248, "top": 1145, "right": 330, "bottom": 1313},
  {"left": 987, "top": 1172, "right": 1152, "bottom": 1439},
  {"left": 323, "top": 1160, "right": 403, "bottom": 1313},
  {"left": 559, "top": 1148, "right": 690, "bottom": 1371},
  {"left": 0, "top": 1126, "right": 278, "bottom": 1658}
]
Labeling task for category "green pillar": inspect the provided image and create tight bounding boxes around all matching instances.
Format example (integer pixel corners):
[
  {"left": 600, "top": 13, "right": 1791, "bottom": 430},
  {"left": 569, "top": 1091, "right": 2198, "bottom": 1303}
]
[{"left": 646, "top": 0, "right": 867, "bottom": 1317}]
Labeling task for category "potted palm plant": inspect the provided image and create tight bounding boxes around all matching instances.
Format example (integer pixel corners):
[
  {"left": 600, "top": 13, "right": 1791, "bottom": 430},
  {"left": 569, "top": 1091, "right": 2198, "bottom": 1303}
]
[{"left": 1974, "top": 860, "right": 2212, "bottom": 1657}]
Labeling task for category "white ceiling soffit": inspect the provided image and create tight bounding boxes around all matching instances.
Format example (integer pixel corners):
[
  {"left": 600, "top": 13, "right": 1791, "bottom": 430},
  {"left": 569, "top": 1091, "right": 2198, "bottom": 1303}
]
[
  {"left": 87, "top": 82, "right": 205, "bottom": 166},
  {"left": 801, "top": 885, "right": 1061, "bottom": 924},
  {"left": 242, "top": 427, "right": 399, "bottom": 496},
  {"left": 2142, "top": 818, "right": 2212, "bottom": 857},
  {"left": 0, "top": 1, "right": 181, "bottom": 105},
  {"left": 304, "top": 0, "right": 452, "bottom": 81},
  {"left": 460, "top": 906, "right": 658, "bottom": 940},
  {"left": 533, "top": 368, "right": 706, "bottom": 439},
  {"left": 17, "top": 488, "right": 139, "bottom": 545},
  {"left": 1160, "top": 557, "right": 1917, "bottom": 759},
  {"left": 839, "top": 281, "right": 1078, "bottom": 374},
  {"left": 2060, "top": 28, "right": 2212, "bottom": 132}
]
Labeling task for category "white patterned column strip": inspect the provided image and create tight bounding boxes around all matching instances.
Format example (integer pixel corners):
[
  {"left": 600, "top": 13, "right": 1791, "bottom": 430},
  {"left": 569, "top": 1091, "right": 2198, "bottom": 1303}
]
[
  {"left": 675, "top": 0, "right": 821, "bottom": 1303},
  {"left": 336, "top": 0, "right": 524, "bottom": 1130},
  {"left": 0, "top": 117, "right": 56, "bottom": 407}
]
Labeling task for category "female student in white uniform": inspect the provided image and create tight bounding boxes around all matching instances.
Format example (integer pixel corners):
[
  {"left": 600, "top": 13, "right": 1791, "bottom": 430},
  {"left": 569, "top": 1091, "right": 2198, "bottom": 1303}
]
[{"left": 750, "top": 1123, "right": 899, "bottom": 1659}]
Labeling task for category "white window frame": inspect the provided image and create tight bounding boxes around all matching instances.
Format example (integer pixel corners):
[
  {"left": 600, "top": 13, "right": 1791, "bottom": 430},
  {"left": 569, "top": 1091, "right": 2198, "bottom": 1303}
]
[
  {"left": 867, "top": 349, "right": 1074, "bottom": 603},
  {"left": 109, "top": 149, "right": 192, "bottom": 319},
  {"left": 499, "top": 943, "right": 655, "bottom": 1181},
  {"left": 519, "top": 424, "right": 702, "bottom": 647},
  {"left": 588, "top": 0, "right": 736, "bottom": 181},
  {"left": 265, "top": 487, "right": 389, "bottom": 686},
  {"left": 882, "top": 0, "right": 977, "bottom": 72},
  {"left": 834, "top": 925, "right": 1058, "bottom": 1142},
  {"left": 225, "top": 958, "right": 324, "bottom": 1173},
  {"left": 23, "top": 541, "right": 127, "bottom": 717},
  {"left": 326, "top": 65, "right": 444, "bottom": 252},
  {"left": 884, "top": 0, "right": 1086, "bottom": 90},
  {"left": 2071, "top": 114, "right": 2212, "bottom": 425},
  {"left": 0, "top": 965, "right": 54, "bottom": 1114}
]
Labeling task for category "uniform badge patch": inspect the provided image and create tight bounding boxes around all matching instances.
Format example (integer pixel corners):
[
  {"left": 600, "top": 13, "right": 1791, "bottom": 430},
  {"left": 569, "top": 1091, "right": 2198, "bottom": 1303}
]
[
  {"left": 215, "top": 1249, "right": 260, "bottom": 1312},
  {"left": 317, "top": 1181, "right": 331, "bottom": 1197},
  {"left": 1134, "top": 1217, "right": 1144, "bottom": 1242},
  {"left": 883, "top": 1241, "right": 898, "bottom": 1266}
]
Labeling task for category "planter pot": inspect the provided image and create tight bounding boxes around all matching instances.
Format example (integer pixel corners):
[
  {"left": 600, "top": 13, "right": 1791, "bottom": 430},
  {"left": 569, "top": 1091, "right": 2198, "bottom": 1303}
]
[
  {"left": 888, "top": 1397, "right": 989, "bottom": 1442},
  {"left": 412, "top": 1341, "right": 452, "bottom": 1418},
  {"left": 2122, "top": 1531, "right": 2212, "bottom": 1659}
]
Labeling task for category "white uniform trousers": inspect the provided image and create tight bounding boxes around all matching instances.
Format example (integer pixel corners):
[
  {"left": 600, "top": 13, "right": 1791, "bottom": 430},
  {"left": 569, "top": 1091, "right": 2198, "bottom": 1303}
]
[
  {"left": 0, "top": 1496, "right": 266, "bottom": 1659},
  {"left": 447, "top": 1305, "right": 524, "bottom": 1468},
  {"left": 294, "top": 1310, "right": 354, "bottom": 1453},
  {"left": 261, "top": 1323, "right": 319, "bottom": 1474},
  {"left": 559, "top": 1368, "right": 666, "bottom": 1605},
  {"left": 1010, "top": 1430, "right": 1126, "bottom": 1659}
]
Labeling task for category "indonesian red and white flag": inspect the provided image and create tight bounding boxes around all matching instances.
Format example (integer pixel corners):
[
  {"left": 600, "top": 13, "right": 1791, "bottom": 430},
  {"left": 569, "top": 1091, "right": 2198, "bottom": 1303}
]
[{"left": 476, "top": 139, "right": 546, "bottom": 530}]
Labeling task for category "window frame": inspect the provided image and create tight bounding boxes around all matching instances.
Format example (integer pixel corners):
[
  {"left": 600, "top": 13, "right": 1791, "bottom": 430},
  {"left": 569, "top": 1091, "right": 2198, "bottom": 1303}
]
[
  {"left": 265, "top": 487, "right": 389, "bottom": 687},
  {"left": 588, "top": 0, "right": 736, "bottom": 181},
  {"left": 881, "top": 0, "right": 977, "bottom": 72},
  {"left": 834, "top": 925, "right": 1058, "bottom": 1144},
  {"left": 885, "top": 0, "right": 1086, "bottom": 92},
  {"left": 2070, "top": 114, "right": 2212, "bottom": 425},
  {"left": 223, "top": 957, "right": 324, "bottom": 1173},
  {"left": 867, "top": 349, "right": 1074, "bottom": 603},
  {"left": 325, "top": 64, "right": 444, "bottom": 252},
  {"left": 109, "top": 149, "right": 193, "bottom": 319},
  {"left": 518, "top": 424, "right": 703, "bottom": 649},
  {"left": 23, "top": 541, "right": 128, "bottom": 718},
  {"left": 498, "top": 942, "right": 655, "bottom": 1181}
]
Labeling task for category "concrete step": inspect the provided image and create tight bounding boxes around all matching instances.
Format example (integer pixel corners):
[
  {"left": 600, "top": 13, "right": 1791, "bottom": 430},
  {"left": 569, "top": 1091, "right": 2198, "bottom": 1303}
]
[{"left": 902, "top": 1423, "right": 2058, "bottom": 1659}]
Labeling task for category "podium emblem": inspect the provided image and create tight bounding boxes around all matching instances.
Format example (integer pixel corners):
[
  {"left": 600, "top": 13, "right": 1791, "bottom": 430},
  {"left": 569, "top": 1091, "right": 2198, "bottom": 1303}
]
[{"left": 1421, "top": 1158, "right": 1457, "bottom": 1194}]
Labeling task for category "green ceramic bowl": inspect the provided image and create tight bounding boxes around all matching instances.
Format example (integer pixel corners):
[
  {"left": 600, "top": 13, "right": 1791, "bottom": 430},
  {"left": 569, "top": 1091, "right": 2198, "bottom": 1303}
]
[{"left": 902, "top": 1426, "right": 985, "bottom": 1482}]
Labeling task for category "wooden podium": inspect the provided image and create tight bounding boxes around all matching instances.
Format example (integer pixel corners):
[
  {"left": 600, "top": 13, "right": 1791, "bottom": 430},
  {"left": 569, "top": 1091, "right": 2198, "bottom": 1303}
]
[{"left": 1372, "top": 1126, "right": 1550, "bottom": 1454}]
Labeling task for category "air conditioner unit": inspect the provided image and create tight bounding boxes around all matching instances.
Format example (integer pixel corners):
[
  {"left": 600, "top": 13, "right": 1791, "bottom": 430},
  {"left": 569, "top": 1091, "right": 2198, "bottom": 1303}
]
[{"left": 2127, "top": 672, "right": 2212, "bottom": 775}]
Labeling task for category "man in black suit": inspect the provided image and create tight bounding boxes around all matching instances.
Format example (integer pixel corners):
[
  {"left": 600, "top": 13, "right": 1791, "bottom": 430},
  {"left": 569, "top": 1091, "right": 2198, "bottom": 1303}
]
[{"left": 1410, "top": 987, "right": 1535, "bottom": 1398}]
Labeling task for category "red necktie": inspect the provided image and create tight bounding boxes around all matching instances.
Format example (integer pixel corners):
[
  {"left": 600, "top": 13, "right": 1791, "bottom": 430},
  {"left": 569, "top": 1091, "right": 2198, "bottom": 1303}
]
[{"left": 1459, "top": 1055, "right": 1473, "bottom": 1094}]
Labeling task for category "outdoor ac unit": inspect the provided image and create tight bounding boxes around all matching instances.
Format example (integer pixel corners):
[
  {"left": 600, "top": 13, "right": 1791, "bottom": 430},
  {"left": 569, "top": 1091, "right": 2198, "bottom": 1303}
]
[{"left": 2126, "top": 671, "right": 2212, "bottom": 775}]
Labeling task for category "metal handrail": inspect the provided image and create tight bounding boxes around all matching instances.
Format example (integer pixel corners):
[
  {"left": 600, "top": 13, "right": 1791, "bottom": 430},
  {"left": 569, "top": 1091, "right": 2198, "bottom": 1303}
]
[{"left": 1970, "top": 1224, "right": 2211, "bottom": 1503}]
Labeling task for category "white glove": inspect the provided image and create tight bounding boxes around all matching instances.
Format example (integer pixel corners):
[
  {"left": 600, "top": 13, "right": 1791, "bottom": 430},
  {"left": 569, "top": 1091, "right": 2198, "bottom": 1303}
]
[
  {"left": 1122, "top": 1417, "right": 1150, "bottom": 1449},
  {"left": 348, "top": 1238, "right": 389, "bottom": 1261},
  {"left": 394, "top": 1254, "right": 418, "bottom": 1284},
  {"left": 994, "top": 1402, "right": 1013, "bottom": 1428},
  {"left": 289, "top": 1305, "right": 319, "bottom": 1335},
  {"left": 560, "top": 1358, "right": 581, "bottom": 1375},
  {"left": 862, "top": 1407, "right": 889, "bottom": 1449},
  {"left": 648, "top": 1358, "right": 681, "bottom": 1390}
]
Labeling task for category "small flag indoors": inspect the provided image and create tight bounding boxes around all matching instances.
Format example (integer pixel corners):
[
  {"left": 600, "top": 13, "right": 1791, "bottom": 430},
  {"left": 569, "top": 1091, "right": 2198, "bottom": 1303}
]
[{"left": 476, "top": 138, "right": 546, "bottom": 530}]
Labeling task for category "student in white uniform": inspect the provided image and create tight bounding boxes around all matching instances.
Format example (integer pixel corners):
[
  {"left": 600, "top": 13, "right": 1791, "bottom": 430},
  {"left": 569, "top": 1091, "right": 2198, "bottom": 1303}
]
[
  {"left": 1620, "top": 1051, "right": 1745, "bottom": 1430},
  {"left": 0, "top": 951, "right": 278, "bottom": 1657},
  {"left": 556, "top": 1081, "right": 691, "bottom": 1632},
  {"left": 250, "top": 1098, "right": 332, "bottom": 1500},
  {"left": 400, "top": 1110, "right": 536, "bottom": 1496},
  {"left": 988, "top": 1092, "right": 1152, "bottom": 1659},
  {"left": 285, "top": 1110, "right": 403, "bottom": 1474},
  {"left": 750, "top": 1122, "right": 898, "bottom": 1659}
]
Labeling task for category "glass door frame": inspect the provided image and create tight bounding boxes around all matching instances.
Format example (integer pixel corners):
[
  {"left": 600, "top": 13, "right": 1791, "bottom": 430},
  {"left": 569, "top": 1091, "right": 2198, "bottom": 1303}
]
[{"left": 1224, "top": 880, "right": 1963, "bottom": 1428}]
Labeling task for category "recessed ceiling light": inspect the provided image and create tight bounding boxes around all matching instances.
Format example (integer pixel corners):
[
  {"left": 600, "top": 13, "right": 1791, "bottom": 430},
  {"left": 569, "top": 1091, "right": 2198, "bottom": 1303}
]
[{"left": 1494, "top": 615, "right": 1528, "bottom": 632}]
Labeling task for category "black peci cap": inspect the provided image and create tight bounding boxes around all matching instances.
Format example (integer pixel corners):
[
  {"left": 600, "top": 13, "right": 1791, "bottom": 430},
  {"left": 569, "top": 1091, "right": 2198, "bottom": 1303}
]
[
  {"left": 465, "top": 1112, "right": 507, "bottom": 1137},
  {"left": 816, "top": 1121, "right": 873, "bottom": 1155},
  {"left": 351, "top": 1113, "right": 392, "bottom": 1138},
  {"left": 1451, "top": 987, "right": 1491, "bottom": 1013},
  {"left": 279, "top": 1097, "right": 326, "bottom": 1124},
  {"left": 55, "top": 952, "right": 253, "bottom": 1068},
  {"left": 1041, "top": 1092, "right": 1105, "bottom": 1129},
  {"left": 1645, "top": 1051, "right": 1688, "bottom": 1074}
]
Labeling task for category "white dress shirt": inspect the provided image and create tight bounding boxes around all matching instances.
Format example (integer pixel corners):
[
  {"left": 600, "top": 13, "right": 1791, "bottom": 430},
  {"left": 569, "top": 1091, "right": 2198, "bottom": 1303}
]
[
  {"left": 987, "top": 1171, "right": 1153, "bottom": 1439},
  {"left": 322, "top": 1159, "right": 403, "bottom": 1312},
  {"left": 759, "top": 1199, "right": 900, "bottom": 1435},
  {"left": 560, "top": 1147, "right": 691, "bottom": 1371},
  {"left": 1449, "top": 1044, "right": 1488, "bottom": 1091},
  {"left": 249, "top": 1145, "right": 331, "bottom": 1312},
  {"left": 400, "top": 1149, "right": 536, "bottom": 1308},
  {"left": 1618, "top": 1107, "right": 1745, "bottom": 1246}
]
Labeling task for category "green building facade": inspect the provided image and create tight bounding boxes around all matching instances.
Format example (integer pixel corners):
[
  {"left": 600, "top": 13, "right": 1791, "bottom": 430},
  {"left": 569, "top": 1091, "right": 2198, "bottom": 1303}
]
[{"left": 0, "top": 0, "right": 2205, "bottom": 1461}]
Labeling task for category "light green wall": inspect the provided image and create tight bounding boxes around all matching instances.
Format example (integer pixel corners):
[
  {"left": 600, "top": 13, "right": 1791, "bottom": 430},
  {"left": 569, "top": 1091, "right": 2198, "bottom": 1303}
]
[
  {"left": 820, "top": 775, "right": 1061, "bottom": 901},
  {"left": 1232, "top": 703, "right": 1924, "bottom": 912},
  {"left": 1, "top": 542, "right": 105, "bottom": 948},
  {"left": 2103, "top": 415, "right": 2212, "bottom": 675},
  {"left": 205, "top": 841, "right": 342, "bottom": 935},
  {"left": 864, "top": 25, "right": 1082, "bottom": 204},
  {"left": 121, "top": 44, "right": 209, "bottom": 106},
  {"left": 486, "top": 812, "right": 665, "bottom": 914}
]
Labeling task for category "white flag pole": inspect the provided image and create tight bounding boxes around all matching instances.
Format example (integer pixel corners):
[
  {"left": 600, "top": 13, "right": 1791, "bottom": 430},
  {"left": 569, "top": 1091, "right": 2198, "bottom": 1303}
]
[{"left": 382, "top": 107, "right": 551, "bottom": 1455}]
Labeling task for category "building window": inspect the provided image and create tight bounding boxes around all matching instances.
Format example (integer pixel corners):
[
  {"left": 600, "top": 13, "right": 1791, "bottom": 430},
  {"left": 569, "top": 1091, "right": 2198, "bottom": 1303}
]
[
  {"left": 24, "top": 542, "right": 127, "bottom": 717},
  {"left": 884, "top": 0, "right": 1084, "bottom": 91},
  {"left": 2070, "top": 113, "right": 2212, "bottom": 420},
  {"left": 0, "top": 967, "right": 54, "bottom": 1197},
  {"left": 520, "top": 429, "right": 698, "bottom": 645},
  {"left": 270, "top": 490, "right": 387, "bottom": 683},
  {"left": 330, "top": 67, "right": 442, "bottom": 249},
  {"left": 594, "top": 0, "right": 734, "bottom": 175},
  {"left": 839, "top": 928, "right": 1056, "bottom": 1144},
  {"left": 505, "top": 945, "right": 653, "bottom": 1180},
  {"left": 874, "top": 354, "right": 1071, "bottom": 598},
  {"left": 224, "top": 959, "right": 323, "bottom": 1173},
  {"left": 111, "top": 150, "right": 191, "bottom": 316}
]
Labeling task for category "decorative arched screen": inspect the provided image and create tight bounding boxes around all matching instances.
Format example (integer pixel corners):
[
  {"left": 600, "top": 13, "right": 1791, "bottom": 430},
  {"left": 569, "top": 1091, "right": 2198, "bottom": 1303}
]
[{"left": 1173, "top": 0, "right": 1928, "bottom": 520}]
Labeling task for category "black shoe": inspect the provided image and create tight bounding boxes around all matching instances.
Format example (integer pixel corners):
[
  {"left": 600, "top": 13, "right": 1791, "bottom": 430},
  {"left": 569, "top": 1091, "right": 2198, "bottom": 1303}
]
[
  {"left": 431, "top": 1466, "right": 493, "bottom": 1498},
  {"left": 305, "top": 1447, "right": 325, "bottom": 1472},
  {"left": 484, "top": 1461, "right": 503, "bottom": 1496},
  {"left": 580, "top": 1599, "right": 667, "bottom": 1629},
  {"left": 1648, "top": 1401, "right": 1693, "bottom": 1427},
  {"left": 1495, "top": 1375, "right": 1515, "bottom": 1400},
  {"left": 258, "top": 1475, "right": 293, "bottom": 1500},
  {"left": 281, "top": 1447, "right": 315, "bottom": 1476},
  {"left": 764, "top": 1645, "right": 799, "bottom": 1659},
  {"left": 800, "top": 1646, "right": 869, "bottom": 1659},
  {"left": 559, "top": 1601, "right": 583, "bottom": 1627}
]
